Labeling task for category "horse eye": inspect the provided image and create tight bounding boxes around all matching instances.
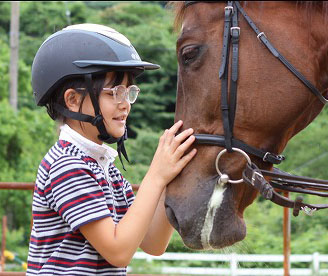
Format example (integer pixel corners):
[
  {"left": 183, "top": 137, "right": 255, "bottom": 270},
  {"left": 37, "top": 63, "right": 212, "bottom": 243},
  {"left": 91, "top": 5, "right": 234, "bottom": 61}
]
[{"left": 181, "top": 46, "right": 200, "bottom": 65}]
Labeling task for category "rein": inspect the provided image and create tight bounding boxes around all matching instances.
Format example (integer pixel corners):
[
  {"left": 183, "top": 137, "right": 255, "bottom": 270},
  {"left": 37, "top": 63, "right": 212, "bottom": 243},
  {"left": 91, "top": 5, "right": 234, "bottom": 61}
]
[{"left": 183, "top": 1, "right": 328, "bottom": 216}]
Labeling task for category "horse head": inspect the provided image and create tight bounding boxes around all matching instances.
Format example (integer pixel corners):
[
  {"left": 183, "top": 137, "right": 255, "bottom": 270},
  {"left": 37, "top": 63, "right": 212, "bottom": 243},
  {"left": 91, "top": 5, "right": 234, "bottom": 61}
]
[{"left": 165, "top": 1, "right": 328, "bottom": 250}]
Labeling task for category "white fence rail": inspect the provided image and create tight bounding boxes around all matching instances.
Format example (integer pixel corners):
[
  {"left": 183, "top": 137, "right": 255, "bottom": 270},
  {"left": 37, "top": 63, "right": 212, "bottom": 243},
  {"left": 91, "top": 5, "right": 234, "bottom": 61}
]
[{"left": 129, "top": 252, "right": 328, "bottom": 275}]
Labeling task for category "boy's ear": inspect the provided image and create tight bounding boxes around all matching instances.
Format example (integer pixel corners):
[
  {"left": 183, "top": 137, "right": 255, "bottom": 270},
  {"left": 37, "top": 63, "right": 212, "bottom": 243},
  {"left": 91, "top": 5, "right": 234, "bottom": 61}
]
[{"left": 64, "top": 89, "right": 81, "bottom": 112}]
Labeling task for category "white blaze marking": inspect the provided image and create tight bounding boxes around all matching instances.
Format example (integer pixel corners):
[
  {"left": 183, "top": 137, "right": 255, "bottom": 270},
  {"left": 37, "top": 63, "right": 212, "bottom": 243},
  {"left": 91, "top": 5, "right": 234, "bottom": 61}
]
[{"left": 200, "top": 183, "right": 226, "bottom": 249}]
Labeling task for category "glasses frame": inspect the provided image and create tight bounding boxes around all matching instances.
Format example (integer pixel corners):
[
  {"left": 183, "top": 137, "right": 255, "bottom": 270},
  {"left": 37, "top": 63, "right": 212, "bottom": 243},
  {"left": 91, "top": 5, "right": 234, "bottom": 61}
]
[
  {"left": 75, "top": 84, "right": 140, "bottom": 104},
  {"left": 103, "top": 84, "right": 140, "bottom": 104}
]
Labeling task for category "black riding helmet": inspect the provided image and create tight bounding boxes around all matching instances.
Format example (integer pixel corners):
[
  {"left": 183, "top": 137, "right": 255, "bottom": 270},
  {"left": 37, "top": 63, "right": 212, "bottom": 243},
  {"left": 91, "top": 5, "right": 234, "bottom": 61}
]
[{"left": 32, "top": 23, "right": 160, "bottom": 168}]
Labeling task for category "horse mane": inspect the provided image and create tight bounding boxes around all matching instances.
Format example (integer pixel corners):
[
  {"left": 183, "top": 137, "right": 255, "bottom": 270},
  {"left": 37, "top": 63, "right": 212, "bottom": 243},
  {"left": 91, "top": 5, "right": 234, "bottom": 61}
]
[{"left": 167, "top": 1, "right": 328, "bottom": 32}]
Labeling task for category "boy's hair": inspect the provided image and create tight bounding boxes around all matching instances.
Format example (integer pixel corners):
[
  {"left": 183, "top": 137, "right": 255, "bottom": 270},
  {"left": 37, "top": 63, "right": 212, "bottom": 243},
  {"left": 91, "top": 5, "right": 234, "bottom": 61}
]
[{"left": 46, "top": 72, "right": 134, "bottom": 122}]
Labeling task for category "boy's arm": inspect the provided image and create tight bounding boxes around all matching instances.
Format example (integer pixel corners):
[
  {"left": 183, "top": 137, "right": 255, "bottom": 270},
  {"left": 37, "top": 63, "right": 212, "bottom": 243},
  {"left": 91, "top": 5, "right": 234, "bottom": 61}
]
[
  {"left": 80, "top": 172, "right": 165, "bottom": 268},
  {"left": 139, "top": 189, "right": 174, "bottom": 255},
  {"left": 80, "top": 121, "right": 196, "bottom": 267}
]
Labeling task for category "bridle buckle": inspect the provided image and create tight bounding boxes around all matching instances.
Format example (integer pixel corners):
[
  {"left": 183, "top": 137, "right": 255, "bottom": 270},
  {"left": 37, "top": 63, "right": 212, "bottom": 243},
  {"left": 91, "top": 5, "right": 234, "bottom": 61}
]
[
  {"left": 230, "top": 27, "right": 240, "bottom": 36},
  {"left": 224, "top": 5, "right": 234, "bottom": 14},
  {"left": 251, "top": 171, "right": 264, "bottom": 187},
  {"left": 263, "top": 152, "right": 271, "bottom": 162},
  {"left": 257, "top": 32, "right": 266, "bottom": 41}
]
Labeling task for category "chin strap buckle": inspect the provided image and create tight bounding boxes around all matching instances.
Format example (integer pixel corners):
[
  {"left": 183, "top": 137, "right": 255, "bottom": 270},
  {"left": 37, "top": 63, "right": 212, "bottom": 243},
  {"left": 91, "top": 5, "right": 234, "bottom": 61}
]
[{"left": 91, "top": 114, "right": 103, "bottom": 126}]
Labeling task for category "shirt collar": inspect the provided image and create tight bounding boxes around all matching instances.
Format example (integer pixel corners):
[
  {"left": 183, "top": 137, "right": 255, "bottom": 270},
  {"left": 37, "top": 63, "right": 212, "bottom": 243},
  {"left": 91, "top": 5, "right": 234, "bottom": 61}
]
[{"left": 59, "top": 124, "right": 118, "bottom": 164}]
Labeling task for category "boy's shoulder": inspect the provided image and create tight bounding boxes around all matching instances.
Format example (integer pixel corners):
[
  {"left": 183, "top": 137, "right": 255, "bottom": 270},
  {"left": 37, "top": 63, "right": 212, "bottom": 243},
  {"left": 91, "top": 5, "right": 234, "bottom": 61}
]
[{"left": 40, "top": 139, "right": 94, "bottom": 172}]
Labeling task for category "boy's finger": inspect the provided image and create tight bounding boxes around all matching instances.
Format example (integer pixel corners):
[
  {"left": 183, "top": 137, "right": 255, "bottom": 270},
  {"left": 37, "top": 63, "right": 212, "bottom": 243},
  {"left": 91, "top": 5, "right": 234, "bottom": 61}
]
[
  {"left": 165, "top": 120, "right": 183, "bottom": 145},
  {"left": 178, "top": 148, "right": 197, "bottom": 168},
  {"left": 174, "top": 135, "right": 196, "bottom": 158},
  {"left": 168, "top": 120, "right": 183, "bottom": 135},
  {"left": 174, "top": 128, "right": 194, "bottom": 144}
]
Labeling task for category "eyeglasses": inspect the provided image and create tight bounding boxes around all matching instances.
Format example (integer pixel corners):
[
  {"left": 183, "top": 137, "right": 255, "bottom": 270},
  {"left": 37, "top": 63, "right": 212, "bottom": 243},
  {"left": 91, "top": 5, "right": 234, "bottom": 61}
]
[
  {"left": 76, "top": 84, "right": 140, "bottom": 104},
  {"left": 103, "top": 85, "right": 140, "bottom": 104}
]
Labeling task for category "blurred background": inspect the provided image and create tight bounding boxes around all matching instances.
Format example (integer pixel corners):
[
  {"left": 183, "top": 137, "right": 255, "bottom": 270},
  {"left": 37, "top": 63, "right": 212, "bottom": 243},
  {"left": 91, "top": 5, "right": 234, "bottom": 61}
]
[{"left": 0, "top": 1, "right": 328, "bottom": 274}]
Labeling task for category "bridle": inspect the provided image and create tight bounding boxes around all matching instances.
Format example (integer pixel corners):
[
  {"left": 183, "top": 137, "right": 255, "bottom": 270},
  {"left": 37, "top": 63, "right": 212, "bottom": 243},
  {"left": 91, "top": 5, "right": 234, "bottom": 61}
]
[{"left": 183, "top": 1, "right": 328, "bottom": 216}]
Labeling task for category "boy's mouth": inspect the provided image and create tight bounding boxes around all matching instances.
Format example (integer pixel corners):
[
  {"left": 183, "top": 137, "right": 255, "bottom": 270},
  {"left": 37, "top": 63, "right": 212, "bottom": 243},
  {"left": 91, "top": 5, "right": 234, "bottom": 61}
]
[{"left": 113, "top": 115, "right": 127, "bottom": 121}]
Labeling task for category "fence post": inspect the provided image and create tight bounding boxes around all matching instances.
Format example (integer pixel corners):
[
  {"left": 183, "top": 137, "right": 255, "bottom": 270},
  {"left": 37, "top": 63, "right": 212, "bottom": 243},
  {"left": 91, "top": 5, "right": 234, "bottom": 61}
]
[
  {"left": 312, "top": 252, "right": 320, "bottom": 275},
  {"left": 230, "top": 253, "right": 237, "bottom": 276},
  {"left": 146, "top": 254, "right": 153, "bottom": 263},
  {"left": 1, "top": 216, "right": 7, "bottom": 272}
]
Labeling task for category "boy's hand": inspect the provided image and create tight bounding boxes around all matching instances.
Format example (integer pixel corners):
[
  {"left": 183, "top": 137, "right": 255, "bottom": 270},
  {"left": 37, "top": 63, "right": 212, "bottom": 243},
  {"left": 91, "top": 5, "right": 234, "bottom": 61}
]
[{"left": 147, "top": 120, "right": 197, "bottom": 187}]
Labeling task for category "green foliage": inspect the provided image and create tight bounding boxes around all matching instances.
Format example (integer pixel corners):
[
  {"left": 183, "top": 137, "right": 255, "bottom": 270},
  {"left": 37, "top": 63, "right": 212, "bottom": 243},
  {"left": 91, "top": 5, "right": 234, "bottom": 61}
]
[
  {"left": 0, "top": 227, "right": 29, "bottom": 271},
  {"left": 277, "top": 109, "right": 328, "bottom": 179},
  {"left": 0, "top": 39, "right": 10, "bottom": 101},
  {"left": 0, "top": 100, "right": 19, "bottom": 181},
  {"left": 0, "top": 37, "right": 34, "bottom": 108},
  {"left": 18, "top": 1, "right": 88, "bottom": 65},
  {"left": 0, "top": 100, "right": 57, "bottom": 233},
  {"left": 0, "top": 2, "right": 10, "bottom": 33}
]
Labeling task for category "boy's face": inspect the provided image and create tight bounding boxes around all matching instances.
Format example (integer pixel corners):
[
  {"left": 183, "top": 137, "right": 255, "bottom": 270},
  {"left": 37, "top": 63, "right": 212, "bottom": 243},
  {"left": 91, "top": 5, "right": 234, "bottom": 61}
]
[
  {"left": 66, "top": 72, "right": 131, "bottom": 144},
  {"left": 99, "top": 72, "right": 131, "bottom": 139}
]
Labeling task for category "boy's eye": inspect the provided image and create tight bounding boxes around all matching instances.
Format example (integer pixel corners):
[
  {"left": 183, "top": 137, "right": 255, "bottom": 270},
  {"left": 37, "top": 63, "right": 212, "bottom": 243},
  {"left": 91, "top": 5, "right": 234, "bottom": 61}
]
[{"left": 103, "top": 89, "right": 114, "bottom": 96}]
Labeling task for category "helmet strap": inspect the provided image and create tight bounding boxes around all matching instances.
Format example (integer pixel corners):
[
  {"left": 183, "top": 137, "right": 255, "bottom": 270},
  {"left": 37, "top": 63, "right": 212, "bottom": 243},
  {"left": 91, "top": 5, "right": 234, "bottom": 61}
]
[
  {"left": 53, "top": 74, "right": 130, "bottom": 170},
  {"left": 84, "top": 74, "right": 129, "bottom": 170}
]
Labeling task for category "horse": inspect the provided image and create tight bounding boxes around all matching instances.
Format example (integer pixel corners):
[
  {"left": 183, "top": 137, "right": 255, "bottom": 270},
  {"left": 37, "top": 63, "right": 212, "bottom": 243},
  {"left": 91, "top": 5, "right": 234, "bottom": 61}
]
[{"left": 165, "top": 1, "right": 328, "bottom": 250}]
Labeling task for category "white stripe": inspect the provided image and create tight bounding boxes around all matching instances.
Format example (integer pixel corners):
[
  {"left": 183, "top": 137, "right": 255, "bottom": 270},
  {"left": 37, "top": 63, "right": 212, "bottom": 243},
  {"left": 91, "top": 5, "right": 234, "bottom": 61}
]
[{"left": 200, "top": 182, "right": 226, "bottom": 249}]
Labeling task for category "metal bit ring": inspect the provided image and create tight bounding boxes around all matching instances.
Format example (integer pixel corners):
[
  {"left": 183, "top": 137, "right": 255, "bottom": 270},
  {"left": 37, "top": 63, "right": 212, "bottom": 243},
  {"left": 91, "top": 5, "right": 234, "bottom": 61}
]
[{"left": 215, "top": 148, "right": 252, "bottom": 184}]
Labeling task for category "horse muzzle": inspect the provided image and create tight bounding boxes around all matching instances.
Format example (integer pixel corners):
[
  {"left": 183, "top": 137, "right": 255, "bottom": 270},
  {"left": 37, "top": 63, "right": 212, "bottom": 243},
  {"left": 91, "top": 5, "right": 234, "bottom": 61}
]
[{"left": 165, "top": 175, "right": 246, "bottom": 250}]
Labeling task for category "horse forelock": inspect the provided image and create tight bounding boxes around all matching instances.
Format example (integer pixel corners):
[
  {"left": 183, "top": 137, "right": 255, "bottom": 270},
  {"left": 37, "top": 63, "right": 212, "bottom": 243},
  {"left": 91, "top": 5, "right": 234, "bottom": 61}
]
[{"left": 166, "top": 1, "right": 187, "bottom": 32}]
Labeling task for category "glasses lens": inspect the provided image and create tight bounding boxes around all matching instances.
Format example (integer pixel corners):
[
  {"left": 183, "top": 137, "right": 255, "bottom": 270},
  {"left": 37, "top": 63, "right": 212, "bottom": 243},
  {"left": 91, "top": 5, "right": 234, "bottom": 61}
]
[
  {"left": 115, "top": 85, "right": 126, "bottom": 103},
  {"left": 128, "top": 85, "right": 139, "bottom": 104},
  {"left": 111, "top": 85, "right": 140, "bottom": 104}
]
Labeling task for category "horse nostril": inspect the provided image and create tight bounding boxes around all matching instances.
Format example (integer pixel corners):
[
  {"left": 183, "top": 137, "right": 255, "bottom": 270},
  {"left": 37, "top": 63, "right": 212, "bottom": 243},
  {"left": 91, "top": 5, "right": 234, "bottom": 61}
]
[{"left": 165, "top": 205, "right": 180, "bottom": 232}]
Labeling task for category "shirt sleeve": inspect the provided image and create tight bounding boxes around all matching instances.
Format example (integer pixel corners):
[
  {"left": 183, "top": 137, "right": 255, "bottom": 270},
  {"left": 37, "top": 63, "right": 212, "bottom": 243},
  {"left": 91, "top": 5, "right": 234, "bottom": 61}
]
[
  {"left": 122, "top": 177, "right": 135, "bottom": 207},
  {"left": 45, "top": 155, "right": 112, "bottom": 232}
]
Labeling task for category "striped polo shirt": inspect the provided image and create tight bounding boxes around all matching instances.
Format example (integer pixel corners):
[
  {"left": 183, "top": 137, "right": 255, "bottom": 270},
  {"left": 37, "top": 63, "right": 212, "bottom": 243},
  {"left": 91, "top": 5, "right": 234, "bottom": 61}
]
[{"left": 27, "top": 124, "right": 135, "bottom": 275}]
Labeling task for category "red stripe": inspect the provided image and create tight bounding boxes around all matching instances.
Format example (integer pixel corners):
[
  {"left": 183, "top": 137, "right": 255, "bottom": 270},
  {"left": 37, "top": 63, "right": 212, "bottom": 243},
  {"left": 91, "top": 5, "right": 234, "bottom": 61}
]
[
  {"left": 112, "top": 182, "right": 123, "bottom": 187},
  {"left": 59, "top": 140, "right": 70, "bottom": 148},
  {"left": 36, "top": 188, "right": 45, "bottom": 195},
  {"left": 41, "top": 160, "right": 50, "bottom": 169},
  {"left": 30, "top": 233, "right": 83, "bottom": 244},
  {"left": 83, "top": 157, "right": 96, "bottom": 162},
  {"left": 117, "top": 207, "right": 128, "bottom": 213},
  {"left": 28, "top": 263, "right": 42, "bottom": 269},
  {"left": 59, "top": 192, "right": 104, "bottom": 215},
  {"left": 44, "top": 186, "right": 51, "bottom": 194},
  {"left": 52, "top": 169, "right": 96, "bottom": 188},
  {"left": 33, "top": 211, "right": 58, "bottom": 217},
  {"left": 126, "top": 191, "right": 134, "bottom": 197},
  {"left": 99, "top": 179, "right": 107, "bottom": 186},
  {"left": 48, "top": 259, "right": 108, "bottom": 267}
]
